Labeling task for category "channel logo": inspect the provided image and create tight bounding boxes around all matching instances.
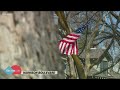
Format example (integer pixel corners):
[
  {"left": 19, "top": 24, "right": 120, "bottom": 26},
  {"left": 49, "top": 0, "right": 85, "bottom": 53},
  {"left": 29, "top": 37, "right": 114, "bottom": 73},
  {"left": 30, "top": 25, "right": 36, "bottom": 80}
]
[{"left": 4, "top": 65, "right": 22, "bottom": 75}]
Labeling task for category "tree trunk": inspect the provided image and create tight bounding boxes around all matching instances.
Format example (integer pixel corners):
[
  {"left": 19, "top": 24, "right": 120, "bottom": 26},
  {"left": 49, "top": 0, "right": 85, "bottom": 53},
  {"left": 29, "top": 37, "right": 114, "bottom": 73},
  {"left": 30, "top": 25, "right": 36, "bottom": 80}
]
[{"left": 0, "top": 11, "right": 64, "bottom": 79}]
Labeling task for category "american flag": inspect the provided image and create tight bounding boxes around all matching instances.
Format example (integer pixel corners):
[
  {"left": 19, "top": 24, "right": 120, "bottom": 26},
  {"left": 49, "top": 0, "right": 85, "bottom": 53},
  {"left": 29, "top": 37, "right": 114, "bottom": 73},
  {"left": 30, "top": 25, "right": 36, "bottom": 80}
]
[
  {"left": 58, "top": 23, "right": 88, "bottom": 55},
  {"left": 58, "top": 12, "right": 97, "bottom": 55}
]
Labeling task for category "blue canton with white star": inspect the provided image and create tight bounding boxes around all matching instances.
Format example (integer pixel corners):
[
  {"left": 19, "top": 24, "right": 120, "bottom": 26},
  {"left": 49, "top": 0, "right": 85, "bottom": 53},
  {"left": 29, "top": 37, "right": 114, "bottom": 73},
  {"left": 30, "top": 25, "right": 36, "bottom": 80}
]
[{"left": 74, "top": 21, "right": 90, "bottom": 34}]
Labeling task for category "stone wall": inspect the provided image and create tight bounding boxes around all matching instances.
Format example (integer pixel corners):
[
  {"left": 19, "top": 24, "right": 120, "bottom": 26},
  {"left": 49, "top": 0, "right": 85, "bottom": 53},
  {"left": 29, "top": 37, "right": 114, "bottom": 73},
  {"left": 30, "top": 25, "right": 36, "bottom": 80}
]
[{"left": 0, "top": 11, "right": 64, "bottom": 79}]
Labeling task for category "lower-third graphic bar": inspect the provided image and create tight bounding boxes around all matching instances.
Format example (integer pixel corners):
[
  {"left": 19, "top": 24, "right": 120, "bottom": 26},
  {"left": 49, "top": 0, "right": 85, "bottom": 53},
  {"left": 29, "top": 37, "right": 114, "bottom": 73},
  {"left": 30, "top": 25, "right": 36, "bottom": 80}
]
[{"left": 21, "top": 71, "right": 58, "bottom": 75}]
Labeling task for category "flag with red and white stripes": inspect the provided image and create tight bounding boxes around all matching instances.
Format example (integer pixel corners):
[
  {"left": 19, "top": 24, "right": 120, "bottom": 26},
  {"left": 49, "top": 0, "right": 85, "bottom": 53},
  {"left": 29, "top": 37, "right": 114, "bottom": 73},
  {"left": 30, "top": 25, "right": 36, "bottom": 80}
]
[
  {"left": 58, "top": 12, "right": 97, "bottom": 55},
  {"left": 58, "top": 33, "right": 80, "bottom": 55}
]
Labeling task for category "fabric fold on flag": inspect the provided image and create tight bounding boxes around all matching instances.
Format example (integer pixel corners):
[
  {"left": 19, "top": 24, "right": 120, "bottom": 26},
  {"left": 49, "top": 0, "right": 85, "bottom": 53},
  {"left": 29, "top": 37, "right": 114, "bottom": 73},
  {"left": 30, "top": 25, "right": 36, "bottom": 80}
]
[{"left": 58, "top": 33, "right": 80, "bottom": 55}]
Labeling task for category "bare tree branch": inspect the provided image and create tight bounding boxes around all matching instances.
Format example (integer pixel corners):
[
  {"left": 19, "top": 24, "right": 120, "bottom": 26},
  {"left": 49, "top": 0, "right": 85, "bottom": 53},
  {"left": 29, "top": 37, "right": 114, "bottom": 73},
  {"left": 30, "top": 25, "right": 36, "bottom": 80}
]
[
  {"left": 110, "top": 11, "right": 120, "bottom": 22},
  {"left": 93, "top": 57, "right": 120, "bottom": 76},
  {"left": 90, "top": 39, "right": 114, "bottom": 69}
]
